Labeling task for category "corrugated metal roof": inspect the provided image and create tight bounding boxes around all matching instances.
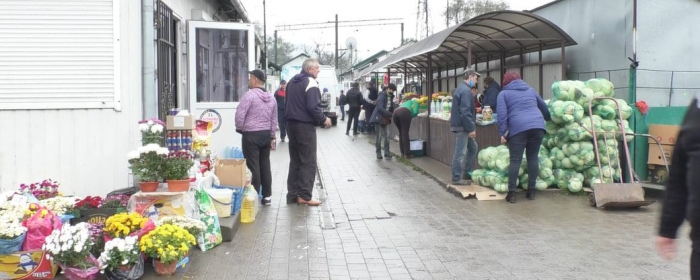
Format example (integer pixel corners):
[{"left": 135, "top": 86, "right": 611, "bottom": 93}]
[{"left": 360, "top": 10, "right": 576, "bottom": 76}]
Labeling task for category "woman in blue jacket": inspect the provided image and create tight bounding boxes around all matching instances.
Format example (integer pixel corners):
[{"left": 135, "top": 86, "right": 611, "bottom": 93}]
[{"left": 496, "top": 72, "right": 551, "bottom": 203}]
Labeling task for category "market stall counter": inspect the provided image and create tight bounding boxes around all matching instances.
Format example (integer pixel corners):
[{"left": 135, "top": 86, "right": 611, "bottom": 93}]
[{"left": 388, "top": 115, "right": 501, "bottom": 168}]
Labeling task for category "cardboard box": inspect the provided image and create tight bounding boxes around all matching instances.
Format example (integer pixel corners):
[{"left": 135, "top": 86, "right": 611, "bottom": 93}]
[
  {"left": 215, "top": 159, "right": 247, "bottom": 187},
  {"left": 167, "top": 115, "right": 195, "bottom": 130},
  {"left": 0, "top": 250, "right": 58, "bottom": 279},
  {"left": 648, "top": 164, "right": 669, "bottom": 185},
  {"left": 648, "top": 144, "right": 674, "bottom": 166},
  {"left": 648, "top": 125, "right": 680, "bottom": 145}
]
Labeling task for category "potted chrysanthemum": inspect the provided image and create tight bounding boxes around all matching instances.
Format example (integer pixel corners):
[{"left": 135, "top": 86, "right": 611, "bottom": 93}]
[
  {"left": 127, "top": 143, "right": 169, "bottom": 192},
  {"left": 139, "top": 224, "right": 195, "bottom": 276},
  {"left": 163, "top": 150, "right": 194, "bottom": 192},
  {"left": 98, "top": 236, "right": 144, "bottom": 280},
  {"left": 43, "top": 222, "right": 99, "bottom": 280}
]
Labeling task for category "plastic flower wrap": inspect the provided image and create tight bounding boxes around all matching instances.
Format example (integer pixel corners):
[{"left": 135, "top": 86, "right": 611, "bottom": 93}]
[
  {"left": 139, "top": 224, "right": 196, "bottom": 265},
  {"left": 105, "top": 212, "right": 148, "bottom": 238},
  {"left": 41, "top": 196, "right": 78, "bottom": 215},
  {"left": 19, "top": 179, "right": 60, "bottom": 200},
  {"left": 42, "top": 222, "right": 94, "bottom": 268},
  {"left": 156, "top": 216, "right": 206, "bottom": 237},
  {"left": 98, "top": 236, "right": 140, "bottom": 273}
]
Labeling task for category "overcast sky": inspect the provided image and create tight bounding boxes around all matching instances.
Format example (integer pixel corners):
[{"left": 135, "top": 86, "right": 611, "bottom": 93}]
[{"left": 241, "top": 0, "right": 555, "bottom": 63}]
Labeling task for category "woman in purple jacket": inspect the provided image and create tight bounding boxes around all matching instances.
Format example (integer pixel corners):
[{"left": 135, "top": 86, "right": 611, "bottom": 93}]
[
  {"left": 496, "top": 72, "right": 551, "bottom": 203},
  {"left": 235, "top": 69, "right": 278, "bottom": 206}
]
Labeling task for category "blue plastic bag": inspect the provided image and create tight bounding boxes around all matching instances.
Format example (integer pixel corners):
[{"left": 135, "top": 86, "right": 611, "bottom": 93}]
[{"left": 0, "top": 232, "right": 26, "bottom": 254}]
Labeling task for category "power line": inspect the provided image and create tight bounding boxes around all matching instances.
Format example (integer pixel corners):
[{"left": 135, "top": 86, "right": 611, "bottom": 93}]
[
  {"left": 278, "top": 22, "right": 403, "bottom": 31},
  {"left": 276, "top": 18, "right": 403, "bottom": 29}
]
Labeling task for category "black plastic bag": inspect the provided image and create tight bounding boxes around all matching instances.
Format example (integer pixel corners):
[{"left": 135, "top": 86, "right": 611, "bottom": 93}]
[{"left": 105, "top": 256, "right": 145, "bottom": 280}]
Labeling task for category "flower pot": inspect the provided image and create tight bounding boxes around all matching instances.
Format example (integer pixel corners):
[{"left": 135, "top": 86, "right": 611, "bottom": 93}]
[
  {"left": 117, "top": 264, "right": 133, "bottom": 273},
  {"left": 166, "top": 180, "right": 190, "bottom": 192},
  {"left": 139, "top": 182, "right": 159, "bottom": 192},
  {"left": 154, "top": 259, "right": 177, "bottom": 276}
]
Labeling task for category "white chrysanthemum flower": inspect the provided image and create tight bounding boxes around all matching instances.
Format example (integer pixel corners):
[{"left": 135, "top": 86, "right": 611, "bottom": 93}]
[
  {"left": 127, "top": 151, "right": 140, "bottom": 160},
  {"left": 151, "top": 124, "right": 164, "bottom": 133},
  {"left": 157, "top": 148, "right": 170, "bottom": 155},
  {"left": 147, "top": 120, "right": 154, "bottom": 125},
  {"left": 138, "top": 123, "right": 149, "bottom": 132}
]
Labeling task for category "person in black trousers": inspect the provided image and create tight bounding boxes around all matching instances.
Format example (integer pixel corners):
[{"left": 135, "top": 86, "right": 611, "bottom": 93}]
[
  {"left": 338, "top": 90, "right": 347, "bottom": 121},
  {"left": 656, "top": 94, "right": 700, "bottom": 279},
  {"left": 284, "top": 58, "right": 331, "bottom": 206},
  {"left": 234, "top": 69, "right": 278, "bottom": 205},
  {"left": 345, "top": 82, "right": 364, "bottom": 135},
  {"left": 364, "top": 81, "right": 378, "bottom": 134},
  {"left": 393, "top": 98, "right": 420, "bottom": 158},
  {"left": 273, "top": 80, "right": 287, "bottom": 142}
]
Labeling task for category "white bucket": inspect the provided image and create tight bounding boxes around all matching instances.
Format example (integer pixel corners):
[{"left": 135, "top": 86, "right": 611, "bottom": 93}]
[{"left": 206, "top": 188, "right": 233, "bottom": 218}]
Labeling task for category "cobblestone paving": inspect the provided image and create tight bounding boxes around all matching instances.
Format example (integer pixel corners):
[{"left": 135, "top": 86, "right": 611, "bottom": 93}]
[{"left": 149, "top": 126, "right": 691, "bottom": 280}]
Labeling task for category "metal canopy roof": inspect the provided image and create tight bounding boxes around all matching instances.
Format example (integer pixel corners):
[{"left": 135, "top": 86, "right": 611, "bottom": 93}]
[{"left": 357, "top": 10, "right": 576, "bottom": 78}]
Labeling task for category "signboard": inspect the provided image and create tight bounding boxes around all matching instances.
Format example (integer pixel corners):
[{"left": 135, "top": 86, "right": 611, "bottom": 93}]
[{"left": 200, "top": 109, "right": 222, "bottom": 133}]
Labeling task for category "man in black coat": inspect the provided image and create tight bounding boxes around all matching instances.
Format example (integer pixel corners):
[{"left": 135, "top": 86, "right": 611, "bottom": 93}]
[
  {"left": 364, "top": 81, "right": 378, "bottom": 134},
  {"left": 345, "top": 82, "right": 364, "bottom": 135},
  {"left": 481, "top": 76, "right": 501, "bottom": 111},
  {"left": 657, "top": 94, "right": 700, "bottom": 279},
  {"left": 338, "top": 90, "right": 347, "bottom": 121},
  {"left": 284, "top": 58, "right": 331, "bottom": 206}
]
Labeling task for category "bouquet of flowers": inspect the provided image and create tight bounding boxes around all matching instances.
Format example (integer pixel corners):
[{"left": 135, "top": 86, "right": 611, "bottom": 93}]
[
  {"left": 74, "top": 196, "right": 102, "bottom": 210},
  {"left": 41, "top": 196, "right": 77, "bottom": 215},
  {"left": 163, "top": 150, "right": 195, "bottom": 180},
  {"left": 138, "top": 119, "right": 165, "bottom": 145},
  {"left": 43, "top": 222, "right": 94, "bottom": 268},
  {"left": 98, "top": 236, "right": 140, "bottom": 273},
  {"left": 105, "top": 212, "right": 149, "bottom": 238},
  {"left": 88, "top": 222, "right": 105, "bottom": 258},
  {"left": 101, "top": 195, "right": 130, "bottom": 209},
  {"left": 20, "top": 179, "right": 60, "bottom": 200},
  {"left": 0, "top": 197, "right": 29, "bottom": 223},
  {"left": 139, "top": 224, "right": 195, "bottom": 265},
  {"left": 0, "top": 222, "right": 26, "bottom": 239},
  {"left": 24, "top": 203, "right": 50, "bottom": 220},
  {"left": 127, "top": 143, "right": 169, "bottom": 183},
  {"left": 156, "top": 216, "right": 206, "bottom": 237}
]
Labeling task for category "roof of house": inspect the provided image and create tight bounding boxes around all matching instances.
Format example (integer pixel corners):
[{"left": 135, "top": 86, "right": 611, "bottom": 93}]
[{"left": 280, "top": 53, "right": 311, "bottom": 67}]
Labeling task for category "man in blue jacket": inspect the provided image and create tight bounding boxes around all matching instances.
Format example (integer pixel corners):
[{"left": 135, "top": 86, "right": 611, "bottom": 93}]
[
  {"left": 285, "top": 58, "right": 331, "bottom": 206},
  {"left": 481, "top": 76, "right": 501, "bottom": 111},
  {"left": 450, "top": 69, "right": 480, "bottom": 185}
]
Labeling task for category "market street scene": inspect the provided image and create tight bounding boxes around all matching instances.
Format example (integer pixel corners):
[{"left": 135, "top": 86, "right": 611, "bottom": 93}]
[{"left": 0, "top": 0, "right": 699, "bottom": 279}]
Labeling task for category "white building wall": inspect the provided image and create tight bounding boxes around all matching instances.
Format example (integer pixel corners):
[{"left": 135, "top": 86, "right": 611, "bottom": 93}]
[{"left": 0, "top": 0, "right": 143, "bottom": 196}]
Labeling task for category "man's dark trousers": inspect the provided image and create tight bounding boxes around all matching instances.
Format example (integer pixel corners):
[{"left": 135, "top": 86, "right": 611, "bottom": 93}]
[{"left": 286, "top": 120, "right": 317, "bottom": 202}]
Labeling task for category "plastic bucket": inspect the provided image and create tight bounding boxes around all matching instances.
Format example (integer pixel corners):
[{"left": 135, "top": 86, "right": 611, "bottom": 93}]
[{"left": 206, "top": 188, "right": 233, "bottom": 218}]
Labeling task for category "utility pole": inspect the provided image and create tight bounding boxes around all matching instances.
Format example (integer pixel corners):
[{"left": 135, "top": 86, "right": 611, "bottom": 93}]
[
  {"left": 425, "top": 0, "right": 429, "bottom": 38},
  {"left": 263, "top": 0, "right": 267, "bottom": 75},
  {"left": 446, "top": 0, "right": 449, "bottom": 28},
  {"left": 274, "top": 30, "right": 277, "bottom": 64},
  {"left": 400, "top": 23, "right": 404, "bottom": 45},
  {"left": 335, "top": 14, "right": 338, "bottom": 70}
]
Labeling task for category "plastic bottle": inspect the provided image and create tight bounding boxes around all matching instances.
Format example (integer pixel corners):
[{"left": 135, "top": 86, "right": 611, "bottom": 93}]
[{"left": 240, "top": 186, "right": 258, "bottom": 223}]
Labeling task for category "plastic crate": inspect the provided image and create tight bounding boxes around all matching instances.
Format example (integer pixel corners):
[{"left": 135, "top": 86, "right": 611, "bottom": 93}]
[{"left": 213, "top": 186, "right": 244, "bottom": 215}]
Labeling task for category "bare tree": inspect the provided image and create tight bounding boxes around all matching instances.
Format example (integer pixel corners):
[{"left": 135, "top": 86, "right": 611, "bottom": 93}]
[{"left": 444, "top": 0, "right": 509, "bottom": 25}]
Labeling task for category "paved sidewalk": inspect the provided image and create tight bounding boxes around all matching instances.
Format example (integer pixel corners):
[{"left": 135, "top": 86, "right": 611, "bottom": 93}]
[{"left": 145, "top": 123, "right": 690, "bottom": 280}]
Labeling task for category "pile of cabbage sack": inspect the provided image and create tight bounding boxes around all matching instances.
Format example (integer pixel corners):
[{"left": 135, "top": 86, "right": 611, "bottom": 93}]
[{"left": 471, "top": 78, "right": 634, "bottom": 193}]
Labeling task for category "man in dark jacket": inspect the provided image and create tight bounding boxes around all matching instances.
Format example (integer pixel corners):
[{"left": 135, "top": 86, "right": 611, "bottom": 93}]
[
  {"left": 345, "top": 82, "right": 364, "bottom": 135},
  {"left": 338, "top": 90, "right": 347, "bottom": 121},
  {"left": 364, "top": 81, "right": 379, "bottom": 134},
  {"left": 285, "top": 58, "right": 331, "bottom": 206},
  {"left": 657, "top": 94, "right": 700, "bottom": 279},
  {"left": 274, "top": 80, "right": 287, "bottom": 141},
  {"left": 450, "top": 69, "right": 479, "bottom": 185},
  {"left": 370, "top": 83, "right": 397, "bottom": 159},
  {"left": 482, "top": 76, "right": 501, "bottom": 111}
]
